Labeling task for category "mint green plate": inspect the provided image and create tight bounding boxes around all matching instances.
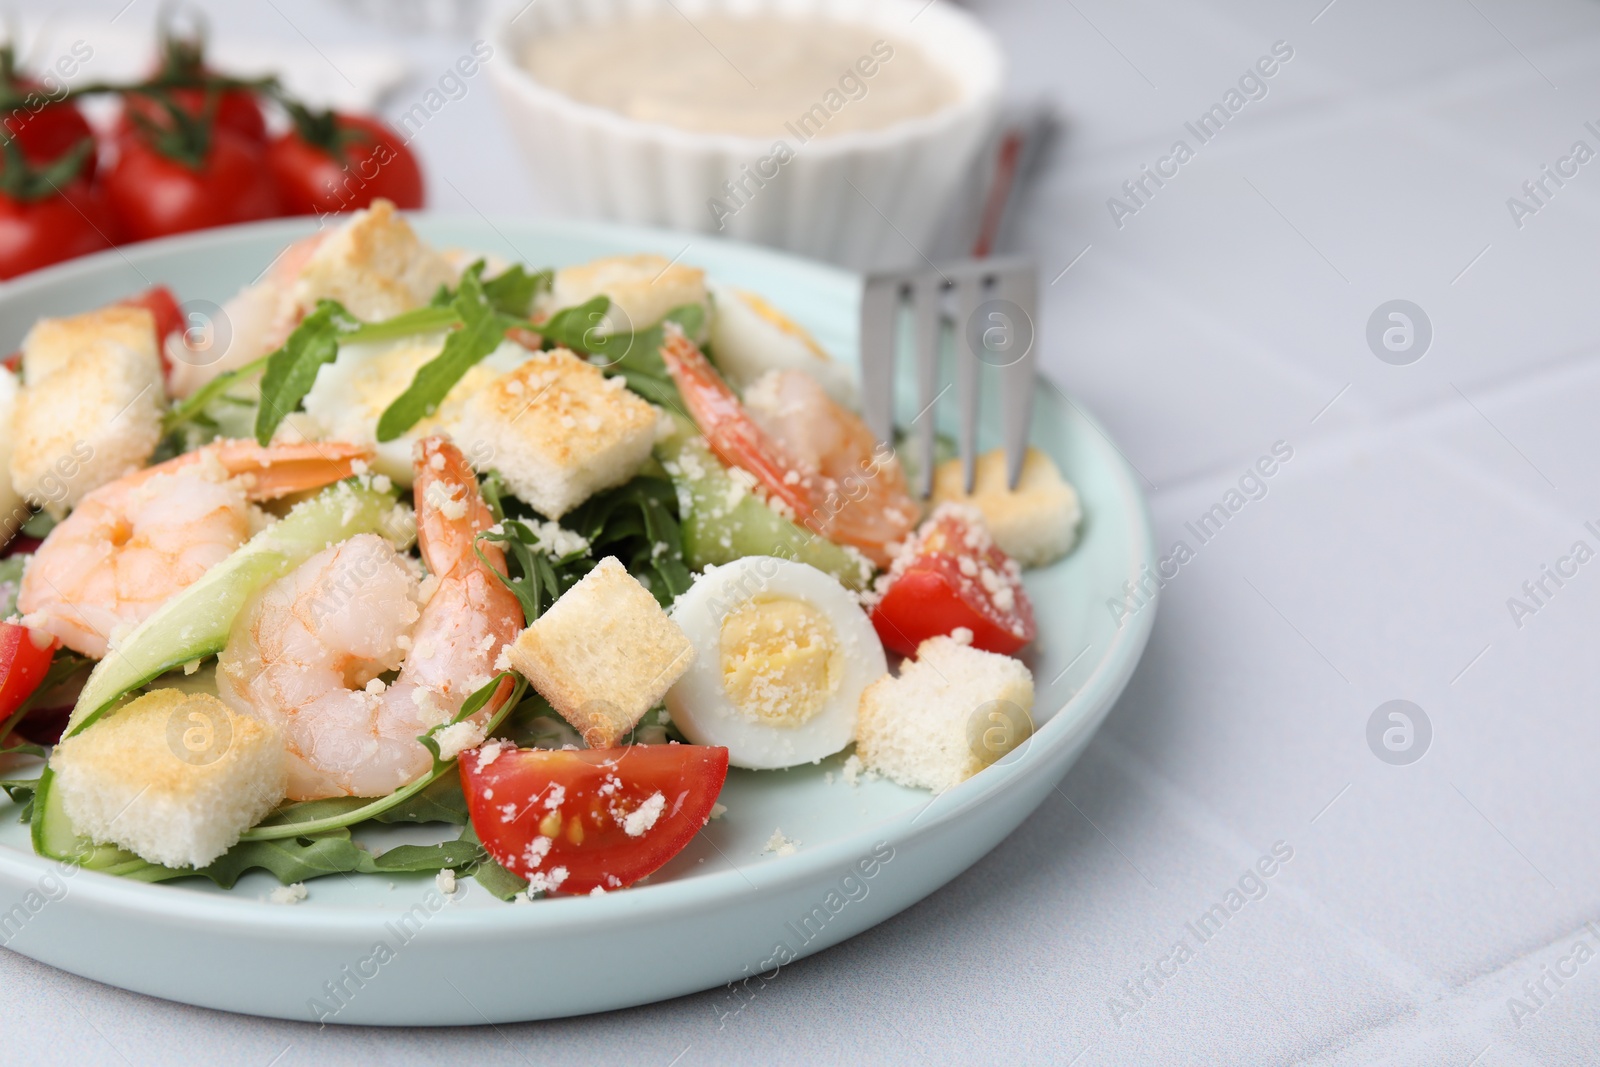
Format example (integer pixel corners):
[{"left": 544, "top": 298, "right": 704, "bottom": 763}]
[{"left": 0, "top": 216, "right": 1156, "bottom": 1025}]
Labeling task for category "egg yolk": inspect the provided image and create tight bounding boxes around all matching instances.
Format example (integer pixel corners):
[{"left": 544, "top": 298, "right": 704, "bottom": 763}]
[{"left": 719, "top": 596, "right": 842, "bottom": 727}]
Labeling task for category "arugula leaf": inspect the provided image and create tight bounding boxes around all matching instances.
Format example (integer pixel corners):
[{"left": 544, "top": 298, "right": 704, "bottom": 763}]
[
  {"left": 162, "top": 353, "right": 268, "bottom": 434},
  {"left": 479, "top": 474, "right": 691, "bottom": 618},
  {"left": 119, "top": 828, "right": 378, "bottom": 888},
  {"left": 371, "top": 774, "right": 468, "bottom": 825},
  {"left": 0, "top": 555, "right": 24, "bottom": 618},
  {"left": 339, "top": 305, "right": 462, "bottom": 346},
  {"left": 482, "top": 264, "right": 551, "bottom": 318},
  {"left": 1, "top": 778, "right": 37, "bottom": 823},
  {"left": 20, "top": 510, "right": 55, "bottom": 539},
  {"left": 459, "top": 823, "right": 527, "bottom": 900},
  {"left": 254, "top": 299, "right": 355, "bottom": 445},
  {"left": 369, "top": 838, "right": 484, "bottom": 873},
  {"left": 563, "top": 477, "right": 692, "bottom": 607},
  {"left": 535, "top": 300, "right": 701, "bottom": 413},
  {"left": 376, "top": 266, "right": 519, "bottom": 442},
  {"left": 532, "top": 296, "right": 609, "bottom": 351},
  {"left": 477, "top": 520, "right": 589, "bottom": 627}
]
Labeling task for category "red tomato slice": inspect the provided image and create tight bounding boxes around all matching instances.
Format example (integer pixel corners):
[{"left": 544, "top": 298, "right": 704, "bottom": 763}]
[
  {"left": 118, "top": 286, "right": 185, "bottom": 378},
  {"left": 870, "top": 505, "right": 1036, "bottom": 656},
  {"left": 0, "top": 622, "right": 57, "bottom": 724},
  {"left": 120, "top": 285, "right": 184, "bottom": 342},
  {"left": 461, "top": 744, "right": 729, "bottom": 896}
]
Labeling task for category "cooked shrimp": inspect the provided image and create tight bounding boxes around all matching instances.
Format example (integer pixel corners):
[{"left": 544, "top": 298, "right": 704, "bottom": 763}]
[
  {"left": 166, "top": 231, "right": 328, "bottom": 399},
  {"left": 217, "top": 436, "right": 522, "bottom": 799},
  {"left": 660, "top": 330, "right": 919, "bottom": 566},
  {"left": 18, "top": 438, "right": 371, "bottom": 659}
]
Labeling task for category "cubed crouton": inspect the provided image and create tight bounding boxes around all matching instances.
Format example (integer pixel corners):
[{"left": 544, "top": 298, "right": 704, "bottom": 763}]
[
  {"left": 449, "top": 348, "right": 658, "bottom": 518},
  {"left": 292, "top": 199, "right": 455, "bottom": 322},
  {"left": 549, "top": 253, "right": 708, "bottom": 337},
  {"left": 507, "top": 557, "right": 694, "bottom": 747},
  {"left": 856, "top": 634, "right": 1034, "bottom": 793},
  {"left": 931, "top": 447, "right": 1081, "bottom": 567},
  {"left": 10, "top": 306, "right": 164, "bottom": 516},
  {"left": 51, "top": 690, "right": 287, "bottom": 869}
]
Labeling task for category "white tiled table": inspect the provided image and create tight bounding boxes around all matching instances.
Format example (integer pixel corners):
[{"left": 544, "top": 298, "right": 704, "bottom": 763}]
[{"left": 7, "top": 0, "right": 1600, "bottom": 1062}]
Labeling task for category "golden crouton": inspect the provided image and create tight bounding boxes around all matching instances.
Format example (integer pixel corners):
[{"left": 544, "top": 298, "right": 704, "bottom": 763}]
[
  {"left": 549, "top": 253, "right": 709, "bottom": 337},
  {"left": 932, "top": 447, "right": 1081, "bottom": 567},
  {"left": 449, "top": 348, "right": 659, "bottom": 518},
  {"left": 507, "top": 557, "right": 694, "bottom": 747},
  {"left": 292, "top": 199, "right": 455, "bottom": 322},
  {"left": 10, "top": 306, "right": 164, "bottom": 515},
  {"left": 856, "top": 634, "right": 1035, "bottom": 793},
  {"left": 51, "top": 690, "right": 287, "bottom": 869}
]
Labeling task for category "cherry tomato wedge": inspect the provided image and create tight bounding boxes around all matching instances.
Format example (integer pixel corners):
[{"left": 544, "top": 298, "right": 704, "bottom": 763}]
[
  {"left": 0, "top": 622, "right": 57, "bottom": 724},
  {"left": 119, "top": 285, "right": 185, "bottom": 343},
  {"left": 461, "top": 744, "right": 729, "bottom": 896},
  {"left": 870, "top": 504, "right": 1036, "bottom": 656}
]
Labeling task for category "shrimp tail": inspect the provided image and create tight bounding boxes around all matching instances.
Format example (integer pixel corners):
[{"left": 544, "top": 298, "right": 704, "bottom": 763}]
[
  {"left": 208, "top": 439, "right": 375, "bottom": 500},
  {"left": 659, "top": 331, "right": 814, "bottom": 519},
  {"left": 412, "top": 435, "right": 521, "bottom": 718}
]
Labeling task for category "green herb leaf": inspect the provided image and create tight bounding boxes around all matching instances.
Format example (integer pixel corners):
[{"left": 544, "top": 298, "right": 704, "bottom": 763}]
[
  {"left": 162, "top": 352, "right": 268, "bottom": 434},
  {"left": 370, "top": 774, "right": 469, "bottom": 825},
  {"left": 375, "top": 266, "right": 517, "bottom": 442},
  {"left": 20, "top": 510, "right": 55, "bottom": 539},
  {"left": 482, "top": 264, "right": 551, "bottom": 318},
  {"left": 1, "top": 778, "right": 37, "bottom": 811},
  {"left": 459, "top": 823, "right": 527, "bottom": 900},
  {"left": 120, "top": 828, "right": 378, "bottom": 888},
  {"left": 536, "top": 301, "right": 702, "bottom": 412},
  {"left": 339, "top": 304, "right": 462, "bottom": 346},
  {"left": 532, "top": 295, "right": 609, "bottom": 351},
  {"left": 0, "top": 555, "right": 24, "bottom": 618},
  {"left": 254, "top": 299, "right": 355, "bottom": 445},
  {"left": 369, "top": 838, "right": 485, "bottom": 873},
  {"left": 563, "top": 476, "right": 692, "bottom": 607}
]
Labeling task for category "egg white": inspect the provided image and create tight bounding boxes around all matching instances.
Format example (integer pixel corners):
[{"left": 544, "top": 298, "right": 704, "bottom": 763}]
[
  {"left": 708, "top": 284, "right": 858, "bottom": 409},
  {"left": 299, "top": 334, "right": 532, "bottom": 486},
  {"left": 666, "top": 556, "right": 887, "bottom": 770}
]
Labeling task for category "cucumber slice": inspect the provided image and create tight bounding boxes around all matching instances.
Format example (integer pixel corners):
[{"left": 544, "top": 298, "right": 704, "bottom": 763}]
[
  {"left": 655, "top": 422, "right": 872, "bottom": 590},
  {"left": 34, "top": 480, "right": 405, "bottom": 863}
]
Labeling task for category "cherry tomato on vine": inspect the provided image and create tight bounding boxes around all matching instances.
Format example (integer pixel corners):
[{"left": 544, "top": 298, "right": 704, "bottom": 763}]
[
  {"left": 0, "top": 45, "right": 97, "bottom": 180},
  {"left": 0, "top": 136, "right": 114, "bottom": 280},
  {"left": 115, "top": 17, "right": 266, "bottom": 145},
  {"left": 267, "top": 109, "right": 423, "bottom": 216},
  {"left": 105, "top": 121, "right": 279, "bottom": 242}
]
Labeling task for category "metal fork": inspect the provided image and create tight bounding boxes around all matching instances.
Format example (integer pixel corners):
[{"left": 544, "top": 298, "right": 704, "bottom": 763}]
[{"left": 859, "top": 257, "right": 1038, "bottom": 497}]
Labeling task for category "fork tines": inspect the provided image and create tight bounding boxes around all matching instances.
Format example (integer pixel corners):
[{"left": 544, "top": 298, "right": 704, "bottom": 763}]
[{"left": 860, "top": 257, "right": 1038, "bottom": 498}]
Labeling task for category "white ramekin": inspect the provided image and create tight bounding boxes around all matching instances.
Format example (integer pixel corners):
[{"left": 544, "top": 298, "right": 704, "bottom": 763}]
[{"left": 485, "top": 0, "right": 1004, "bottom": 272}]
